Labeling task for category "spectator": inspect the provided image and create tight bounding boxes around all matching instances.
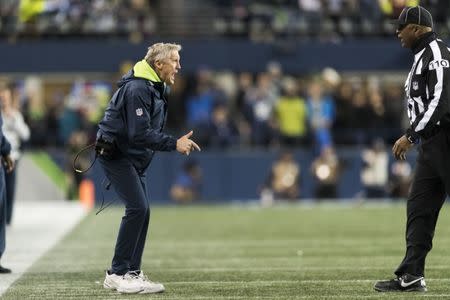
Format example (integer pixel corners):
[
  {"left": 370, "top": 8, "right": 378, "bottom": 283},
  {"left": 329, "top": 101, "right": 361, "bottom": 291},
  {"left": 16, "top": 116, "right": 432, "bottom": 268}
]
[
  {"left": 235, "top": 72, "right": 254, "bottom": 115},
  {"left": 170, "top": 160, "right": 203, "bottom": 204},
  {"left": 186, "top": 68, "right": 217, "bottom": 145},
  {"left": 347, "top": 85, "right": 372, "bottom": 145},
  {"left": 243, "top": 72, "right": 277, "bottom": 146},
  {"left": 333, "top": 80, "right": 354, "bottom": 144},
  {"left": 273, "top": 77, "right": 308, "bottom": 147},
  {"left": 388, "top": 160, "right": 412, "bottom": 199},
  {"left": 260, "top": 150, "right": 300, "bottom": 205},
  {"left": 306, "top": 79, "right": 335, "bottom": 151},
  {"left": 20, "top": 77, "right": 46, "bottom": 146},
  {"left": 383, "top": 82, "right": 405, "bottom": 141},
  {"left": 18, "top": 0, "right": 70, "bottom": 23},
  {"left": 360, "top": 0, "right": 383, "bottom": 24},
  {"left": 0, "top": 89, "right": 14, "bottom": 274},
  {"left": 0, "top": 0, "right": 17, "bottom": 36},
  {"left": 426, "top": 0, "right": 450, "bottom": 25},
  {"left": 266, "top": 61, "right": 283, "bottom": 98},
  {"left": 311, "top": 146, "right": 341, "bottom": 199},
  {"left": 117, "top": 0, "right": 156, "bottom": 43},
  {"left": 361, "top": 138, "right": 388, "bottom": 198},
  {"left": 366, "top": 77, "right": 388, "bottom": 139},
  {"left": 321, "top": 67, "right": 341, "bottom": 94},
  {"left": 378, "top": 0, "right": 419, "bottom": 19},
  {"left": 234, "top": 72, "right": 254, "bottom": 146},
  {"left": 298, "top": 0, "right": 323, "bottom": 35},
  {"left": 206, "top": 103, "right": 239, "bottom": 149},
  {"left": 0, "top": 82, "right": 30, "bottom": 225}
]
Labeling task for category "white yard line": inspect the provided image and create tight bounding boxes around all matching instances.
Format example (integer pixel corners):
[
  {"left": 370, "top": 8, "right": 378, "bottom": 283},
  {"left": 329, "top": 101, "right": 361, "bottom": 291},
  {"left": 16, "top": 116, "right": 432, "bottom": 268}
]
[
  {"left": 157, "top": 265, "right": 450, "bottom": 272},
  {"left": 0, "top": 201, "right": 87, "bottom": 296},
  {"left": 148, "top": 296, "right": 450, "bottom": 299},
  {"left": 149, "top": 240, "right": 402, "bottom": 248},
  {"left": 165, "top": 278, "right": 450, "bottom": 284}
]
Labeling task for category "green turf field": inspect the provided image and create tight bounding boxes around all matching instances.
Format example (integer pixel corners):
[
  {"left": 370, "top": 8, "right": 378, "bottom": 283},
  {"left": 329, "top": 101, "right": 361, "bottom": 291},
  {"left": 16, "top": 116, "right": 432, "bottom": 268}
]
[{"left": 4, "top": 203, "right": 450, "bottom": 299}]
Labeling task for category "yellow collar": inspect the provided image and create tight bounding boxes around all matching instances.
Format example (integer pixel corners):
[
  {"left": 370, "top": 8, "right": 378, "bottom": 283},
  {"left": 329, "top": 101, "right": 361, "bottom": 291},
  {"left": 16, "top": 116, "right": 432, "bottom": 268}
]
[{"left": 133, "top": 60, "right": 161, "bottom": 82}]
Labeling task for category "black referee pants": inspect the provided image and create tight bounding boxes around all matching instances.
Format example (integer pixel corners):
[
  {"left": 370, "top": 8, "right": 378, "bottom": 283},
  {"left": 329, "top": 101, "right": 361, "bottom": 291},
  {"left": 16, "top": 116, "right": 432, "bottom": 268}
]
[{"left": 395, "top": 129, "right": 450, "bottom": 277}]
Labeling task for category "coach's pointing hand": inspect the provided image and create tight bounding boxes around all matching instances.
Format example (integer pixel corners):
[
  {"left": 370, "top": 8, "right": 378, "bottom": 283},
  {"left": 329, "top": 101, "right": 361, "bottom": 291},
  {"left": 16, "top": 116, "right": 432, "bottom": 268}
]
[{"left": 177, "top": 130, "right": 201, "bottom": 156}]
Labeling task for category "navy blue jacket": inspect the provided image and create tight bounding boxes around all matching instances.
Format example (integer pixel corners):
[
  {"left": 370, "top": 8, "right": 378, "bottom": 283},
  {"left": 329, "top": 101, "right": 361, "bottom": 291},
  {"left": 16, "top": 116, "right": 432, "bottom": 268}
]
[
  {"left": 0, "top": 114, "right": 11, "bottom": 158},
  {"left": 97, "top": 60, "right": 177, "bottom": 171}
]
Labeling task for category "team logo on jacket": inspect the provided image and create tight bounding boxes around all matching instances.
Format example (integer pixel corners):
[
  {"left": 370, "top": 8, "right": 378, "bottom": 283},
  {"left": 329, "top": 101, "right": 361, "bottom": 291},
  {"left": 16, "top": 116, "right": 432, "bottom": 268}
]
[
  {"left": 412, "top": 81, "right": 419, "bottom": 90},
  {"left": 136, "top": 108, "right": 143, "bottom": 116}
]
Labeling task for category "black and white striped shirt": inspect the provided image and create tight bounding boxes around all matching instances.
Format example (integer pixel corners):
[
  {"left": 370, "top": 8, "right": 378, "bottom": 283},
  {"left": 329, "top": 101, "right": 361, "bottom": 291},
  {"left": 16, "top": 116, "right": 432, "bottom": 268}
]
[{"left": 405, "top": 32, "right": 450, "bottom": 142}]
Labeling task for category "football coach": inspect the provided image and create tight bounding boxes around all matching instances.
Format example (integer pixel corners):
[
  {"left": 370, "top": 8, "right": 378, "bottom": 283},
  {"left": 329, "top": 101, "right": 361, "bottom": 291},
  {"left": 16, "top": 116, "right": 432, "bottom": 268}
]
[{"left": 96, "top": 43, "right": 200, "bottom": 294}]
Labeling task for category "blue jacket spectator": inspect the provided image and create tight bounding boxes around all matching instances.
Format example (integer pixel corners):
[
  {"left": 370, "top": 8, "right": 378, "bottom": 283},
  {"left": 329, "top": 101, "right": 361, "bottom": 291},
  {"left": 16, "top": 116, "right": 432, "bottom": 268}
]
[
  {"left": 0, "top": 106, "right": 13, "bottom": 274},
  {"left": 306, "top": 80, "right": 335, "bottom": 151}
]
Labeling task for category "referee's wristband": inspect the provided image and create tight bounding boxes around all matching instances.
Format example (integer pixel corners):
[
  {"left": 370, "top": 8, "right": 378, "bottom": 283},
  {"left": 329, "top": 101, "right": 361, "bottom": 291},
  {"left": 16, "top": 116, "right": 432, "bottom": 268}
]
[{"left": 406, "top": 131, "right": 420, "bottom": 144}]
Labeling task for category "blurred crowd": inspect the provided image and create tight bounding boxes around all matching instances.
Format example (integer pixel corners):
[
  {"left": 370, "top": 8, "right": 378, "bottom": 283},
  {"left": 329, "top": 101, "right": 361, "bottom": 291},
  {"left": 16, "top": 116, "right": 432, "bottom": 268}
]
[
  {"left": 0, "top": 0, "right": 156, "bottom": 41},
  {"left": 0, "top": 0, "right": 431, "bottom": 202},
  {"left": 259, "top": 140, "right": 412, "bottom": 205},
  {"left": 0, "top": 64, "right": 407, "bottom": 151},
  {"left": 1, "top": 0, "right": 450, "bottom": 41},
  {"left": 0, "top": 65, "right": 411, "bottom": 201},
  {"left": 172, "top": 144, "right": 413, "bottom": 205},
  {"left": 216, "top": 0, "right": 450, "bottom": 41},
  {"left": 172, "top": 64, "right": 406, "bottom": 152}
]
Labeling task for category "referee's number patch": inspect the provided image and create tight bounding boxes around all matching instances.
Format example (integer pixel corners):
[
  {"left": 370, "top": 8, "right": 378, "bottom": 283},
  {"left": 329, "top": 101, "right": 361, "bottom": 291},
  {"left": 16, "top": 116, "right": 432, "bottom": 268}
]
[{"left": 429, "top": 59, "right": 449, "bottom": 70}]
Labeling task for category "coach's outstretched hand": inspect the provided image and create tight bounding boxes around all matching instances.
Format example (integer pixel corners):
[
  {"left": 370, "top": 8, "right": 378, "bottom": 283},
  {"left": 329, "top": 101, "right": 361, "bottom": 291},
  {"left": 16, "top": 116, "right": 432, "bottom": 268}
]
[{"left": 176, "top": 130, "right": 201, "bottom": 156}]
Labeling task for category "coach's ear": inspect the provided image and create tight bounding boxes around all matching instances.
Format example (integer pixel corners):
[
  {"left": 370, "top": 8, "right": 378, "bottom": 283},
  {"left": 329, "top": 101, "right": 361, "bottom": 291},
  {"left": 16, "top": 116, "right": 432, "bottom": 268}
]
[{"left": 154, "top": 59, "right": 164, "bottom": 71}]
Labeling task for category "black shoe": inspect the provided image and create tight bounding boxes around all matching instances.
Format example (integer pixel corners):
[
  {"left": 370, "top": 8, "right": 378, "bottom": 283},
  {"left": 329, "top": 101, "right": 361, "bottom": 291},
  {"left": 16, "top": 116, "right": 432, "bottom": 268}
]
[
  {"left": 374, "top": 273, "right": 427, "bottom": 292},
  {"left": 0, "top": 265, "right": 11, "bottom": 274}
]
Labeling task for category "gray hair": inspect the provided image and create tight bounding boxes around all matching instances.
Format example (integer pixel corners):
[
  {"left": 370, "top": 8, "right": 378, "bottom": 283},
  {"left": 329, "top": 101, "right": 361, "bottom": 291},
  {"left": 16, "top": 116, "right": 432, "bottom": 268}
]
[{"left": 144, "top": 43, "right": 182, "bottom": 65}]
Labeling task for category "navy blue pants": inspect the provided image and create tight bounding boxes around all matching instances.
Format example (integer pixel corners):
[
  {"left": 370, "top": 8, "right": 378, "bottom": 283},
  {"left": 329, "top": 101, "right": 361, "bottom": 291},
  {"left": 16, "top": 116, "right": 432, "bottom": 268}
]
[
  {"left": 0, "top": 167, "right": 6, "bottom": 259},
  {"left": 99, "top": 157, "right": 150, "bottom": 275},
  {"left": 5, "top": 164, "right": 16, "bottom": 225}
]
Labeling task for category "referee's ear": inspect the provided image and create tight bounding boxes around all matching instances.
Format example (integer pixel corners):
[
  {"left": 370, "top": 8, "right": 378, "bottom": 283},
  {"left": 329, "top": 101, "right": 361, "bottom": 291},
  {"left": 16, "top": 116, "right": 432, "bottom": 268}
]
[{"left": 412, "top": 25, "right": 422, "bottom": 38}]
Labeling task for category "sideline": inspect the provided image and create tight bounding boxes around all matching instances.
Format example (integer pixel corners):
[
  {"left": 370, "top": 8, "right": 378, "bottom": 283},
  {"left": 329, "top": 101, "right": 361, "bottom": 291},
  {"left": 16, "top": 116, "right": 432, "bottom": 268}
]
[{"left": 0, "top": 201, "right": 86, "bottom": 296}]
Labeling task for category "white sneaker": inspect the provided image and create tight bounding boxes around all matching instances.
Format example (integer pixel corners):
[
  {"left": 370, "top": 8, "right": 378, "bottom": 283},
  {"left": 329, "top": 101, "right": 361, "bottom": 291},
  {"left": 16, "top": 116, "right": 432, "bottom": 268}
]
[
  {"left": 134, "top": 270, "right": 165, "bottom": 294},
  {"left": 103, "top": 271, "right": 144, "bottom": 294}
]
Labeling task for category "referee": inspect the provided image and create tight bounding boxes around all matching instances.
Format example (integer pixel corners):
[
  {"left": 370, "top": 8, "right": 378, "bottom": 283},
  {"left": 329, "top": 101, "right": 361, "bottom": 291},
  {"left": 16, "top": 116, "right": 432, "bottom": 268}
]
[{"left": 375, "top": 6, "right": 450, "bottom": 292}]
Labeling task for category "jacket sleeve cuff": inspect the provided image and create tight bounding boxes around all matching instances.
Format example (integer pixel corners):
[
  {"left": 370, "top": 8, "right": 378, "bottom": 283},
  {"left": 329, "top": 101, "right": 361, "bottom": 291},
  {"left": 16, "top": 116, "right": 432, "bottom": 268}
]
[
  {"left": 166, "top": 136, "right": 177, "bottom": 151},
  {"left": 1, "top": 138, "right": 11, "bottom": 156},
  {"left": 406, "top": 128, "right": 420, "bottom": 144}
]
